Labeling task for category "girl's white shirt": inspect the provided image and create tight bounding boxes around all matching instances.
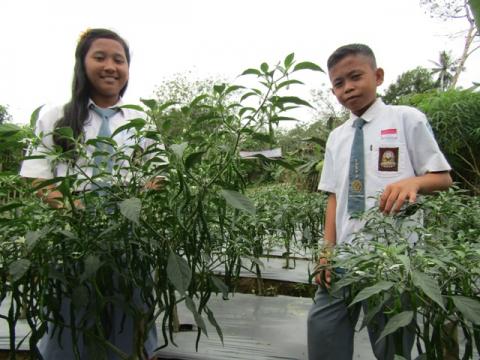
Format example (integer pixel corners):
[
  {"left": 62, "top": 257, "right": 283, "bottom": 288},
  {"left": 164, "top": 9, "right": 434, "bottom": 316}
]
[{"left": 20, "top": 99, "right": 164, "bottom": 190}]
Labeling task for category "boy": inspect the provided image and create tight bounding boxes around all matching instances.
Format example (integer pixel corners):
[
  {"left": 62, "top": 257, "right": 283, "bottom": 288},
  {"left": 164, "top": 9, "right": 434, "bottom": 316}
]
[{"left": 307, "top": 44, "right": 452, "bottom": 360}]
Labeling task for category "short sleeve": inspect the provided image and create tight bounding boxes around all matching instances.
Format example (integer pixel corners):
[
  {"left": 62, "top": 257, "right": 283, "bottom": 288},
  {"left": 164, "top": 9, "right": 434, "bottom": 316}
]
[
  {"left": 19, "top": 107, "right": 62, "bottom": 179},
  {"left": 406, "top": 111, "right": 451, "bottom": 175},
  {"left": 318, "top": 133, "right": 336, "bottom": 193}
]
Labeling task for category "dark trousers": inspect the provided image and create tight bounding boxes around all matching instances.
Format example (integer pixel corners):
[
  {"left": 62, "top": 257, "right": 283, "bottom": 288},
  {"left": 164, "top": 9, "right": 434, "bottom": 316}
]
[{"left": 307, "top": 286, "right": 415, "bottom": 360}]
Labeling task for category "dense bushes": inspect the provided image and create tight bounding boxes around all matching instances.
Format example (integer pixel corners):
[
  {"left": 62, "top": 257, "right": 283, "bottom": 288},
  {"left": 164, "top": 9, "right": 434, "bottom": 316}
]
[{"left": 401, "top": 89, "right": 480, "bottom": 193}]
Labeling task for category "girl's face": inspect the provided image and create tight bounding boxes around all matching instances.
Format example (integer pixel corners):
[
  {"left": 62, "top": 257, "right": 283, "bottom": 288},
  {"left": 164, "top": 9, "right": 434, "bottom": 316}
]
[{"left": 84, "top": 38, "right": 129, "bottom": 107}]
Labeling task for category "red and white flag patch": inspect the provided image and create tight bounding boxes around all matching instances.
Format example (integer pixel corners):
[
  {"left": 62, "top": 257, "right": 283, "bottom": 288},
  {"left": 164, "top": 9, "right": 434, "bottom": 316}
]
[{"left": 381, "top": 128, "right": 398, "bottom": 139}]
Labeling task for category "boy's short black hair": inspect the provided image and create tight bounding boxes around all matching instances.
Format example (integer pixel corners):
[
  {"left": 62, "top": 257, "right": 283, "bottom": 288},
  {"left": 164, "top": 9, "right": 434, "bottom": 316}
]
[{"left": 327, "top": 44, "right": 377, "bottom": 70}]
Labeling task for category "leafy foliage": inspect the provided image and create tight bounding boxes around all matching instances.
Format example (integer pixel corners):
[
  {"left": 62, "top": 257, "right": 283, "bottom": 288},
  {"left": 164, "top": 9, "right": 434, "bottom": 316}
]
[
  {"left": 330, "top": 188, "right": 480, "bottom": 359},
  {"left": 401, "top": 89, "right": 480, "bottom": 193},
  {"left": 1, "top": 54, "right": 323, "bottom": 359}
]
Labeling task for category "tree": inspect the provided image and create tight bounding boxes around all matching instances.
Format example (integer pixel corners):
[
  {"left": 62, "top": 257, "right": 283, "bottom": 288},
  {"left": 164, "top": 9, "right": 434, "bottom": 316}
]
[
  {"left": 430, "top": 50, "right": 458, "bottom": 89},
  {"left": 470, "top": 0, "right": 480, "bottom": 29},
  {"left": 420, "top": 0, "right": 479, "bottom": 88},
  {"left": 382, "top": 67, "right": 438, "bottom": 104},
  {"left": 0, "top": 104, "right": 12, "bottom": 124}
]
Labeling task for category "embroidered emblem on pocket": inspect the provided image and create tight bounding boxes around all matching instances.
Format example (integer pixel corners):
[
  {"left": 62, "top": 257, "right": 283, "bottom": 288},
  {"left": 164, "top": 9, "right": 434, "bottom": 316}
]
[{"left": 379, "top": 147, "right": 399, "bottom": 171}]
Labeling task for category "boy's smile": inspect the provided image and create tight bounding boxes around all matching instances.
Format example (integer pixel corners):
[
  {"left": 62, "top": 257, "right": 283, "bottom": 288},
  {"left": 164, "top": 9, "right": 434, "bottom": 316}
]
[{"left": 329, "top": 54, "right": 384, "bottom": 117}]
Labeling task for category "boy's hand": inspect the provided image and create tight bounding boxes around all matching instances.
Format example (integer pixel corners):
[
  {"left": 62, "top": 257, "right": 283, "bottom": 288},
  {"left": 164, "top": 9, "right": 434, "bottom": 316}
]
[
  {"left": 379, "top": 177, "right": 420, "bottom": 214},
  {"left": 314, "top": 257, "right": 332, "bottom": 288}
]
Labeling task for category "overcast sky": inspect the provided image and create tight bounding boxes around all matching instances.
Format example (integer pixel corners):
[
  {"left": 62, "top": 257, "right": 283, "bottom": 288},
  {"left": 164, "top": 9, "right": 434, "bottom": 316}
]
[{"left": 1, "top": 0, "right": 479, "bottom": 125}]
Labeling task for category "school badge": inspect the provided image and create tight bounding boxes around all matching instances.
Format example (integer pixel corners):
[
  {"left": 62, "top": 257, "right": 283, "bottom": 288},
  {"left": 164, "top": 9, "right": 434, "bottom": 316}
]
[
  {"left": 378, "top": 147, "right": 399, "bottom": 172},
  {"left": 351, "top": 179, "right": 363, "bottom": 192}
]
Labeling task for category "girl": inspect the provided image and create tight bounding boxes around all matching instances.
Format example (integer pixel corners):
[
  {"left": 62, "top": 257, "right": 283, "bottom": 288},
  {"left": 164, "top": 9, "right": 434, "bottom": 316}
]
[{"left": 20, "top": 28, "right": 158, "bottom": 359}]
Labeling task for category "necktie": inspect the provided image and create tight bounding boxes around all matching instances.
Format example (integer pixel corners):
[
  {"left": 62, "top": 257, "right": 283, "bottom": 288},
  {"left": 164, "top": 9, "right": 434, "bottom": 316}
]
[
  {"left": 90, "top": 105, "right": 119, "bottom": 177},
  {"left": 348, "top": 117, "right": 366, "bottom": 214}
]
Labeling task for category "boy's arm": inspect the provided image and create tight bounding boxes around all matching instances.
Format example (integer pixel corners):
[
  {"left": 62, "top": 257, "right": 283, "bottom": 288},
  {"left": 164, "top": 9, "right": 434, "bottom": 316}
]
[
  {"left": 315, "top": 193, "right": 336, "bottom": 286},
  {"left": 379, "top": 171, "right": 452, "bottom": 214},
  {"left": 324, "top": 193, "right": 337, "bottom": 248}
]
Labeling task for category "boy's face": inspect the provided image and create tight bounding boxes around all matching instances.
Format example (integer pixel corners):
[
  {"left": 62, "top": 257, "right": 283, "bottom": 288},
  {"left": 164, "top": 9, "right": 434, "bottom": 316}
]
[{"left": 329, "top": 54, "right": 384, "bottom": 117}]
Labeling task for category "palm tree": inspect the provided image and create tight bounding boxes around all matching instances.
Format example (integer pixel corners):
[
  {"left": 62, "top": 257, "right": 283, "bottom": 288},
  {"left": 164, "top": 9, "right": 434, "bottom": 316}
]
[{"left": 430, "top": 50, "right": 457, "bottom": 90}]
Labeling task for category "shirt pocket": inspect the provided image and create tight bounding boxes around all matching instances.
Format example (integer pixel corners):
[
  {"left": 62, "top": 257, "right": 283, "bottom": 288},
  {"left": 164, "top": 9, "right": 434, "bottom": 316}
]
[{"left": 371, "top": 141, "right": 406, "bottom": 178}]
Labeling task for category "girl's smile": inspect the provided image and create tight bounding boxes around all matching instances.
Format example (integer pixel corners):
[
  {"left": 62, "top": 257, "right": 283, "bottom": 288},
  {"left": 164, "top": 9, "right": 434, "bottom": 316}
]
[{"left": 84, "top": 38, "right": 129, "bottom": 107}]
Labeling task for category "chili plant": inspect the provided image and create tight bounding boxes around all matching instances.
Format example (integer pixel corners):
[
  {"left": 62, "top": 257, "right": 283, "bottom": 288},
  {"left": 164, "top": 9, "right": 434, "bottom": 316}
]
[
  {"left": 328, "top": 189, "right": 480, "bottom": 359},
  {"left": 1, "top": 54, "right": 322, "bottom": 359}
]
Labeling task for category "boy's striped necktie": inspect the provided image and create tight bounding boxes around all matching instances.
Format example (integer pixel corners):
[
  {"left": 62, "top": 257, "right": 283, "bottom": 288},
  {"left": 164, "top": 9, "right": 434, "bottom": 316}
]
[{"left": 348, "top": 117, "right": 366, "bottom": 214}]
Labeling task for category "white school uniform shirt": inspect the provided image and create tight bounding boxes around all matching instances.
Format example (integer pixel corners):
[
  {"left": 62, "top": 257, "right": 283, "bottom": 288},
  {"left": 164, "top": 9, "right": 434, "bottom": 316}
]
[
  {"left": 20, "top": 99, "right": 156, "bottom": 190},
  {"left": 318, "top": 98, "right": 451, "bottom": 246}
]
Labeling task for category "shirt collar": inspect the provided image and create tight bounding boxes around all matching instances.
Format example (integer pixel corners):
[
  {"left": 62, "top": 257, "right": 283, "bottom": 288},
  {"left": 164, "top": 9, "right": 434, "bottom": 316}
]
[
  {"left": 349, "top": 98, "right": 385, "bottom": 124},
  {"left": 88, "top": 98, "right": 125, "bottom": 115}
]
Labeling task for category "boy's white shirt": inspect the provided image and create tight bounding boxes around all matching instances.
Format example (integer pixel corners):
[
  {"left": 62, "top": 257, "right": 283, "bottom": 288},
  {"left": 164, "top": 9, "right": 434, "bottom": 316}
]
[
  {"left": 20, "top": 99, "right": 165, "bottom": 190},
  {"left": 318, "top": 98, "right": 451, "bottom": 245}
]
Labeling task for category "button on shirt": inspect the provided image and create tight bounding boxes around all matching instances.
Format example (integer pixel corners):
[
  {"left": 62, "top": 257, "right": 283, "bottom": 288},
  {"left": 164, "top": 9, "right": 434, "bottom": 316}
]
[
  {"left": 20, "top": 99, "right": 155, "bottom": 190},
  {"left": 318, "top": 99, "right": 451, "bottom": 245}
]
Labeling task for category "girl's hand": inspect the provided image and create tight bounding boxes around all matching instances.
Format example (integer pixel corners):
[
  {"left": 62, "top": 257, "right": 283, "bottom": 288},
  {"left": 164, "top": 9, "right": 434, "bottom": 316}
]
[
  {"left": 144, "top": 176, "right": 166, "bottom": 191},
  {"left": 37, "top": 186, "right": 64, "bottom": 209}
]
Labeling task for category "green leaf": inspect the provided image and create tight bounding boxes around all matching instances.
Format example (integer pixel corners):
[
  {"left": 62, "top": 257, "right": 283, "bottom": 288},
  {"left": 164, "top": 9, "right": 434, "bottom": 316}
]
[
  {"left": 270, "top": 116, "right": 299, "bottom": 122},
  {"left": 157, "top": 100, "right": 178, "bottom": 112},
  {"left": 271, "top": 96, "right": 313, "bottom": 108},
  {"left": 170, "top": 142, "right": 188, "bottom": 159},
  {"left": 120, "top": 104, "right": 144, "bottom": 112},
  {"left": 293, "top": 61, "right": 323, "bottom": 72},
  {"left": 247, "top": 154, "right": 297, "bottom": 172},
  {"left": 30, "top": 105, "right": 44, "bottom": 129},
  {"left": 118, "top": 197, "right": 142, "bottom": 224},
  {"left": 140, "top": 98, "right": 157, "bottom": 110},
  {"left": 191, "top": 94, "right": 209, "bottom": 107},
  {"left": 260, "top": 62, "right": 269, "bottom": 73},
  {"left": 284, "top": 53, "right": 295, "bottom": 68},
  {"left": 0, "top": 123, "right": 21, "bottom": 137},
  {"left": 167, "top": 251, "right": 192, "bottom": 295},
  {"left": 111, "top": 118, "right": 147, "bottom": 138},
  {"left": 213, "top": 83, "right": 226, "bottom": 95},
  {"left": 185, "top": 296, "right": 208, "bottom": 336},
  {"left": 452, "top": 296, "right": 480, "bottom": 324},
  {"left": 239, "top": 107, "right": 256, "bottom": 117},
  {"left": 412, "top": 270, "right": 445, "bottom": 310},
  {"left": 0, "top": 202, "right": 23, "bottom": 213},
  {"left": 302, "top": 136, "right": 326, "bottom": 147},
  {"left": 277, "top": 79, "right": 304, "bottom": 90},
  {"left": 219, "top": 189, "right": 256, "bottom": 215},
  {"left": 9, "top": 259, "right": 31, "bottom": 282},
  {"left": 54, "top": 126, "right": 74, "bottom": 139},
  {"left": 360, "top": 293, "right": 392, "bottom": 330},
  {"left": 350, "top": 281, "right": 394, "bottom": 306},
  {"left": 206, "top": 307, "right": 223, "bottom": 344},
  {"left": 224, "top": 85, "right": 245, "bottom": 96},
  {"left": 25, "top": 230, "right": 44, "bottom": 251},
  {"left": 396, "top": 255, "right": 410, "bottom": 272},
  {"left": 240, "top": 92, "right": 259, "bottom": 102},
  {"left": 81, "top": 255, "right": 102, "bottom": 281},
  {"left": 241, "top": 68, "right": 261, "bottom": 76},
  {"left": 377, "top": 311, "right": 414, "bottom": 344},
  {"left": 185, "top": 151, "right": 206, "bottom": 170},
  {"left": 211, "top": 276, "right": 229, "bottom": 299}
]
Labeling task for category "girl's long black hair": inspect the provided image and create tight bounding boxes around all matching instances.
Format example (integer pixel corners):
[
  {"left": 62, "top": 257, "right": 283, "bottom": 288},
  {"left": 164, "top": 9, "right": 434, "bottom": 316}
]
[{"left": 54, "top": 28, "right": 131, "bottom": 152}]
